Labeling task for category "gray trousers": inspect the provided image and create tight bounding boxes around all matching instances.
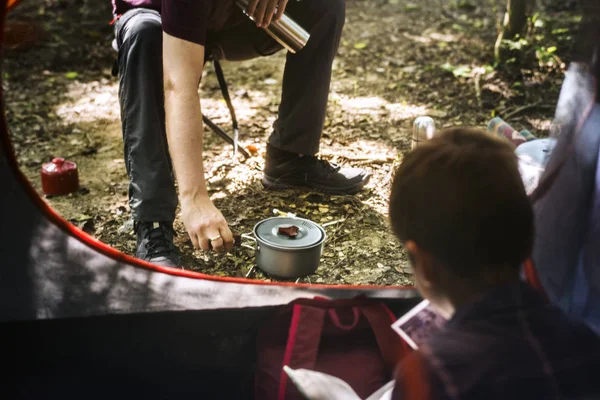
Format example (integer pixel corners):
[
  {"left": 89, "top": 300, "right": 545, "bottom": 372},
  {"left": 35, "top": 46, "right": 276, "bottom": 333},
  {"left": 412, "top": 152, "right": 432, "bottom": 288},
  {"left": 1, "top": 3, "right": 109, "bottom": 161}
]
[{"left": 114, "top": 0, "right": 345, "bottom": 222}]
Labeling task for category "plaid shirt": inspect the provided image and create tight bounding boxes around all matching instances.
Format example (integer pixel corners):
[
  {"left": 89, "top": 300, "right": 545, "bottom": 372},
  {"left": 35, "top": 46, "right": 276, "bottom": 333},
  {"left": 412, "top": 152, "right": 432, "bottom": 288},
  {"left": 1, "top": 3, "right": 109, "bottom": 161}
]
[{"left": 392, "top": 282, "right": 600, "bottom": 400}]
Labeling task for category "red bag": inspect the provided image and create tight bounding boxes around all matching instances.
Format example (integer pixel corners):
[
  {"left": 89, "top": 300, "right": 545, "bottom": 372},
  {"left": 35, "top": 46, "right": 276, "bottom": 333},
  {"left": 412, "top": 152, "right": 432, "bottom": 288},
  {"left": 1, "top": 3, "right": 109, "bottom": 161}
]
[{"left": 255, "top": 297, "right": 412, "bottom": 400}]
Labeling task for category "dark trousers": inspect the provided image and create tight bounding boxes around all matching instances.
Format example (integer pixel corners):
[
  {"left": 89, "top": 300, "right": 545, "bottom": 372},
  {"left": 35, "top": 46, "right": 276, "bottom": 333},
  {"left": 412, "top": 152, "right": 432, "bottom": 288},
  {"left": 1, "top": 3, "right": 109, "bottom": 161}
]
[{"left": 114, "top": 0, "right": 345, "bottom": 222}]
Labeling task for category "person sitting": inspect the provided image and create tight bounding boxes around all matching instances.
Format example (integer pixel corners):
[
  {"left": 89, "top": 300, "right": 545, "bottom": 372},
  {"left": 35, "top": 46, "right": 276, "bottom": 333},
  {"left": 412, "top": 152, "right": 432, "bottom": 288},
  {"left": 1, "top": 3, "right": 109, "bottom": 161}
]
[{"left": 388, "top": 127, "right": 600, "bottom": 400}]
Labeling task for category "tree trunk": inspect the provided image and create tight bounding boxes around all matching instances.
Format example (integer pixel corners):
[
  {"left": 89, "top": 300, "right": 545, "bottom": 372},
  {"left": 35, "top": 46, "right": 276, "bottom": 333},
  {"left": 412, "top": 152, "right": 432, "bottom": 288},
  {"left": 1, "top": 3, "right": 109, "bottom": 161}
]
[
  {"left": 495, "top": 0, "right": 533, "bottom": 63},
  {"left": 504, "top": 0, "right": 529, "bottom": 38}
]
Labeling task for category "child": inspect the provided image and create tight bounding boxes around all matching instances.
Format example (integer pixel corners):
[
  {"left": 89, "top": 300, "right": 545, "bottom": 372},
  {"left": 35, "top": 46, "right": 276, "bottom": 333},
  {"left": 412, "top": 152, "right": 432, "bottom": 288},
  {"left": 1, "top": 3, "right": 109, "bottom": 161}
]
[{"left": 388, "top": 127, "right": 600, "bottom": 400}]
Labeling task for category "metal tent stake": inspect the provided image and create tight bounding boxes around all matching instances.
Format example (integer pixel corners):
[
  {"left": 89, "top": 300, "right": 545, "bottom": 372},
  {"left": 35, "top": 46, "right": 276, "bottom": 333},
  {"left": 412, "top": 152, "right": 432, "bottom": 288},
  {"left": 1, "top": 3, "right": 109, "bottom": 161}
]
[{"left": 202, "top": 59, "right": 250, "bottom": 160}]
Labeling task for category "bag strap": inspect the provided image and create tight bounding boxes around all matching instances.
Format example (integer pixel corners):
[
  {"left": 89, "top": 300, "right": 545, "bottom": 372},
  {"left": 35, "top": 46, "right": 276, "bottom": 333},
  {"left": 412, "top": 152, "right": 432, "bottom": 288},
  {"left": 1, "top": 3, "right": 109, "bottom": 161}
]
[
  {"left": 328, "top": 307, "right": 361, "bottom": 330},
  {"left": 277, "top": 299, "right": 410, "bottom": 399},
  {"left": 361, "top": 303, "right": 409, "bottom": 369},
  {"left": 278, "top": 304, "right": 327, "bottom": 400}
]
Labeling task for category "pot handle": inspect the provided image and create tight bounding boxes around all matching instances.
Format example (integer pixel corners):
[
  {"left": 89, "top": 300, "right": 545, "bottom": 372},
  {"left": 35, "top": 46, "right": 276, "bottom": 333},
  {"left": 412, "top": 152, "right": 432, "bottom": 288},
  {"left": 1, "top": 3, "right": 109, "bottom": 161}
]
[
  {"left": 241, "top": 233, "right": 256, "bottom": 242},
  {"left": 241, "top": 233, "right": 258, "bottom": 252},
  {"left": 321, "top": 218, "right": 346, "bottom": 228}
]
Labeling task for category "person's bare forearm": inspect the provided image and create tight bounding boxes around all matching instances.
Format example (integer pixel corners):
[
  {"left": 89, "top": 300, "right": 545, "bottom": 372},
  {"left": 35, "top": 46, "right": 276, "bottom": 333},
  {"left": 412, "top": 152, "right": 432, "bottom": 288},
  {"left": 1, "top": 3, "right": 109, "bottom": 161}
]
[
  {"left": 162, "top": 33, "right": 233, "bottom": 252},
  {"left": 164, "top": 87, "right": 207, "bottom": 206},
  {"left": 162, "top": 33, "right": 207, "bottom": 206}
]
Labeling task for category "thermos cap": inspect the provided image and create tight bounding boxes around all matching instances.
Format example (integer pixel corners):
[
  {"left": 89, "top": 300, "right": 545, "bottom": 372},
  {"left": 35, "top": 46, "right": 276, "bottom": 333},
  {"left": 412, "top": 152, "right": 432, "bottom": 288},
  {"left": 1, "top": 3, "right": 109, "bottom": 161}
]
[{"left": 412, "top": 116, "right": 436, "bottom": 149}]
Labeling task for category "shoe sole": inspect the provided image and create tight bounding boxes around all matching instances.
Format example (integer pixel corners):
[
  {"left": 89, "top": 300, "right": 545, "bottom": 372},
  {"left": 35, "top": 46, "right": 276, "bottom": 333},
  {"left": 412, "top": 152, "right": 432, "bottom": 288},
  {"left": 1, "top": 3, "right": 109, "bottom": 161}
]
[{"left": 262, "top": 173, "right": 371, "bottom": 195}]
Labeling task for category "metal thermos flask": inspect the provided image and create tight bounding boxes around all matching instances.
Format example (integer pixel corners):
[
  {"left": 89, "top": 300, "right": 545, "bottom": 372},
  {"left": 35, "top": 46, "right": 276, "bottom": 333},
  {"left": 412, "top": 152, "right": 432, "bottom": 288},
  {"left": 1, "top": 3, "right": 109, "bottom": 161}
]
[
  {"left": 235, "top": 0, "right": 310, "bottom": 53},
  {"left": 412, "top": 117, "right": 436, "bottom": 150}
]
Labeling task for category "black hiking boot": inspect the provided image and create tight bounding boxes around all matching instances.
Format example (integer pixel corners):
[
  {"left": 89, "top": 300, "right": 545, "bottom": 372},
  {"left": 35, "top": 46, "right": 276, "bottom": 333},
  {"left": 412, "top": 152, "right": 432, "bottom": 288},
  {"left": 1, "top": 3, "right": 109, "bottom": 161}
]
[
  {"left": 135, "top": 221, "right": 181, "bottom": 268},
  {"left": 263, "top": 146, "right": 370, "bottom": 195}
]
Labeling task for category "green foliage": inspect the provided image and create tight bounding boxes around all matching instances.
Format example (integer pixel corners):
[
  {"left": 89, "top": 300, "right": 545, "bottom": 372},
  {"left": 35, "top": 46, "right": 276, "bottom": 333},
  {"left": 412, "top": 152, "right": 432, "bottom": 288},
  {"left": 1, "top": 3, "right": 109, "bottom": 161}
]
[
  {"left": 495, "top": 5, "right": 573, "bottom": 70},
  {"left": 536, "top": 45, "right": 557, "bottom": 65},
  {"left": 441, "top": 63, "right": 472, "bottom": 78},
  {"left": 503, "top": 36, "right": 528, "bottom": 51}
]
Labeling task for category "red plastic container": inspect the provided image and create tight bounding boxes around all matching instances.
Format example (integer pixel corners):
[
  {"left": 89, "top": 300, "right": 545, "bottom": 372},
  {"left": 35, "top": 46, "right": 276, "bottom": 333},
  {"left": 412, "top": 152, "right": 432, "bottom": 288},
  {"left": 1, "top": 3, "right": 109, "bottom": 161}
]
[{"left": 40, "top": 157, "right": 79, "bottom": 195}]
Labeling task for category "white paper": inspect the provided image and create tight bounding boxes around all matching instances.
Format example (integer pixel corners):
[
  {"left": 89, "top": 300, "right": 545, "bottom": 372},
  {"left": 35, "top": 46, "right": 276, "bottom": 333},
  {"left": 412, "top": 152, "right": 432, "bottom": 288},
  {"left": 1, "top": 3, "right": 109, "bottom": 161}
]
[
  {"left": 391, "top": 299, "right": 447, "bottom": 350},
  {"left": 283, "top": 366, "right": 361, "bottom": 400}
]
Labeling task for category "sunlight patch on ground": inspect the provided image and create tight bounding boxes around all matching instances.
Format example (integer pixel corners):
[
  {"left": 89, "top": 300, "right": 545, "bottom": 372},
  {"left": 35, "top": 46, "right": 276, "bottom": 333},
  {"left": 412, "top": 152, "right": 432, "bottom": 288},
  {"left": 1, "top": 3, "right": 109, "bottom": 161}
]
[
  {"left": 428, "top": 31, "right": 458, "bottom": 43},
  {"left": 54, "top": 76, "right": 274, "bottom": 133},
  {"left": 402, "top": 30, "right": 458, "bottom": 45},
  {"left": 55, "top": 79, "right": 120, "bottom": 124},
  {"left": 333, "top": 94, "right": 429, "bottom": 121},
  {"left": 322, "top": 138, "right": 398, "bottom": 164},
  {"left": 200, "top": 88, "right": 271, "bottom": 125}
]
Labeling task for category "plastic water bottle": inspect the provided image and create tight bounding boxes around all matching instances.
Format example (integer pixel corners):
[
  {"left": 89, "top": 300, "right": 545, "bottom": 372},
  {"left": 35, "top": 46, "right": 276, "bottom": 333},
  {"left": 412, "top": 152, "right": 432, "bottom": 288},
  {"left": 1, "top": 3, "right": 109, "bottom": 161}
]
[{"left": 412, "top": 117, "right": 436, "bottom": 150}]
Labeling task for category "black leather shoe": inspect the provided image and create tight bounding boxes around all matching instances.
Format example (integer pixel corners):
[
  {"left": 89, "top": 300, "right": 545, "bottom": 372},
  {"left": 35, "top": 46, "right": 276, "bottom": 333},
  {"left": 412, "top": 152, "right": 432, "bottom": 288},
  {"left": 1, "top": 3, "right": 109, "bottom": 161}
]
[
  {"left": 135, "top": 221, "right": 181, "bottom": 268},
  {"left": 263, "top": 154, "right": 370, "bottom": 195}
]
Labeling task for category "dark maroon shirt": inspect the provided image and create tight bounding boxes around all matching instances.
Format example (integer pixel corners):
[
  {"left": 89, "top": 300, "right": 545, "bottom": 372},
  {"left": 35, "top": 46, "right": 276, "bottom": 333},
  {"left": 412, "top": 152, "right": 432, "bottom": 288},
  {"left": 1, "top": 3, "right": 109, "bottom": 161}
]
[{"left": 112, "top": 0, "right": 239, "bottom": 46}]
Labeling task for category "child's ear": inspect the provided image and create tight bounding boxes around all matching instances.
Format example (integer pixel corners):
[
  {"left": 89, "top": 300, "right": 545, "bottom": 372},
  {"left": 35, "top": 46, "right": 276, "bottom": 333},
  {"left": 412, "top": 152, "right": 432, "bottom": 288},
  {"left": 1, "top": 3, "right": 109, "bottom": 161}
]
[
  {"left": 405, "top": 241, "right": 436, "bottom": 288},
  {"left": 407, "top": 250, "right": 416, "bottom": 266}
]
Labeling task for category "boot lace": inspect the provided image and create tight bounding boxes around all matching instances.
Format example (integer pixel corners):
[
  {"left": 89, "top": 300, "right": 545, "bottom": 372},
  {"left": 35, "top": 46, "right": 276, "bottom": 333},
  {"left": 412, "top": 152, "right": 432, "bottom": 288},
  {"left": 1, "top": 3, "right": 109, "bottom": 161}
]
[{"left": 143, "top": 223, "right": 176, "bottom": 258}]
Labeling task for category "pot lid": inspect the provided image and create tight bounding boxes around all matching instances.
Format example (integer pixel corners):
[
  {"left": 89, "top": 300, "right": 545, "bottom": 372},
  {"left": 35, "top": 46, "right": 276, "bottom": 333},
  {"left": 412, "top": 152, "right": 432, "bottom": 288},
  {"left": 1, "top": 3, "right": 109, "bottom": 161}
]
[{"left": 254, "top": 217, "right": 325, "bottom": 249}]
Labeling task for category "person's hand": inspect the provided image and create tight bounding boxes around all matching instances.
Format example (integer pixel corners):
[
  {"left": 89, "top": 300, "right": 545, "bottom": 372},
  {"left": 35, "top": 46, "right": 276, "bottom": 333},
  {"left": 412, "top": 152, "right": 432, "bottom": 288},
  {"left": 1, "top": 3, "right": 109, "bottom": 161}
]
[
  {"left": 246, "top": 0, "right": 289, "bottom": 28},
  {"left": 181, "top": 195, "right": 234, "bottom": 253}
]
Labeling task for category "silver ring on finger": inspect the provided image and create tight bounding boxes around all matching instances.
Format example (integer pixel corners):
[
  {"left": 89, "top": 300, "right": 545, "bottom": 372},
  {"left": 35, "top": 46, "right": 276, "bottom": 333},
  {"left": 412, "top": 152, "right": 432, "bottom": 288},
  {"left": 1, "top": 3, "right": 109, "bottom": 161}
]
[{"left": 209, "top": 235, "right": 222, "bottom": 242}]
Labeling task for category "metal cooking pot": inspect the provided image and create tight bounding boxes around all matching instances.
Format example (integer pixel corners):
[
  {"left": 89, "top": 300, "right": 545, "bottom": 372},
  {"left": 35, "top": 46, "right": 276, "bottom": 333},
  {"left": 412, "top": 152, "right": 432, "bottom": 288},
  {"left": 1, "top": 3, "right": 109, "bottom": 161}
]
[{"left": 241, "top": 216, "right": 327, "bottom": 279}]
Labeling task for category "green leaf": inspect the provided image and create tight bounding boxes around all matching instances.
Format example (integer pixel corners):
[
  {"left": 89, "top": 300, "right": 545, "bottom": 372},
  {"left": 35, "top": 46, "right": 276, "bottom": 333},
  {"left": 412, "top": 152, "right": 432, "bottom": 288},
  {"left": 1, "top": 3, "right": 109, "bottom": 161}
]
[
  {"left": 533, "top": 14, "right": 545, "bottom": 28},
  {"left": 441, "top": 63, "right": 456, "bottom": 72},
  {"left": 441, "top": 63, "right": 471, "bottom": 78},
  {"left": 65, "top": 72, "right": 79, "bottom": 79},
  {"left": 73, "top": 214, "right": 93, "bottom": 222},
  {"left": 353, "top": 41, "right": 368, "bottom": 50}
]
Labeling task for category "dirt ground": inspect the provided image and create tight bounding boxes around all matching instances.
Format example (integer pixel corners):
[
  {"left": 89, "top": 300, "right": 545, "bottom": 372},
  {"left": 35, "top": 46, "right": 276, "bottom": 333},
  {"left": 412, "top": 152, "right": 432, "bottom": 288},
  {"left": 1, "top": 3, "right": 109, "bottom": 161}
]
[{"left": 4, "top": 0, "right": 579, "bottom": 285}]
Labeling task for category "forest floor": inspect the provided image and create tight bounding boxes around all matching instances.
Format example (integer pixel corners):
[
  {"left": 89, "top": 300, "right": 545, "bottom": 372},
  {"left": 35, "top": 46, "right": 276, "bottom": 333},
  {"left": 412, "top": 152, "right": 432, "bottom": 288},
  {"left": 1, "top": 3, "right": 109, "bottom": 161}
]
[{"left": 3, "top": 0, "right": 580, "bottom": 285}]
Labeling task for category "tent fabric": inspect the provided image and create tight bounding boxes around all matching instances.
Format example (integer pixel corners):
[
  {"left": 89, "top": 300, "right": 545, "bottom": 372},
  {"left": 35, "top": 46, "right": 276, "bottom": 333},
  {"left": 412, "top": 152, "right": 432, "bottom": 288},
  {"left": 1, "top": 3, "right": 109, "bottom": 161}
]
[
  {"left": 527, "top": 0, "right": 600, "bottom": 333},
  {"left": 1, "top": 130, "right": 421, "bottom": 397},
  {"left": 0, "top": 0, "right": 419, "bottom": 325},
  {"left": 0, "top": 0, "right": 418, "bottom": 392},
  {"left": 2, "top": 0, "right": 599, "bottom": 395},
  {"left": 531, "top": 62, "right": 600, "bottom": 333},
  {"left": 0, "top": 145, "right": 418, "bottom": 322}
]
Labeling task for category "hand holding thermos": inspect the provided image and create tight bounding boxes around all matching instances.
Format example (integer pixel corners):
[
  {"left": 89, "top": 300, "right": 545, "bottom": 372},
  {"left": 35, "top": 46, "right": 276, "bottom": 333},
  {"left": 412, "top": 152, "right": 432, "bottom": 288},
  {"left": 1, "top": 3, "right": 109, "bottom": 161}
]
[
  {"left": 243, "top": 0, "right": 289, "bottom": 28},
  {"left": 236, "top": 0, "right": 310, "bottom": 53}
]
